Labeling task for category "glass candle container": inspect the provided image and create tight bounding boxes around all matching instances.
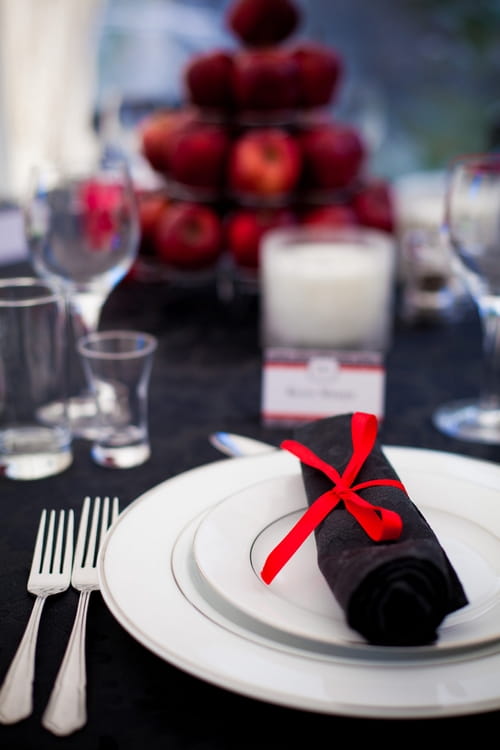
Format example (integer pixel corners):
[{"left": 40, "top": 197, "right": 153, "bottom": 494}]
[{"left": 261, "top": 226, "right": 396, "bottom": 351}]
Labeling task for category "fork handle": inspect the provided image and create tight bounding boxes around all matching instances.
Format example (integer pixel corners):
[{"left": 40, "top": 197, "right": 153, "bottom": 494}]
[
  {"left": 41, "top": 590, "right": 91, "bottom": 736},
  {"left": 0, "top": 596, "right": 46, "bottom": 723}
]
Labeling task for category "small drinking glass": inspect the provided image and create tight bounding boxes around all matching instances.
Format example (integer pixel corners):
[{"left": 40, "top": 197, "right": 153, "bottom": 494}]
[
  {"left": 77, "top": 330, "right": 157, "bottom": 468},
  {"left": 433, "top": 152, "right": 500, "bottom": 443}
]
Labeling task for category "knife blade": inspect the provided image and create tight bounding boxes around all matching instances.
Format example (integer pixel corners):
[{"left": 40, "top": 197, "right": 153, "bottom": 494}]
[{"left": 209, "top": 432, "right": 277, "bottom": 458}]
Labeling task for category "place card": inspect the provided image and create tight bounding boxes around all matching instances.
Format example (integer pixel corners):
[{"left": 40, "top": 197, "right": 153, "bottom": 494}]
[{"left": 261, "top": 347, "right": 385, "bottom": 426}]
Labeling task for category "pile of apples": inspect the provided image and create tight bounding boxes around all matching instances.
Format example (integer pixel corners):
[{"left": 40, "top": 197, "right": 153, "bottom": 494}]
[{"left": 136, "top": 0, "right": 395, "bottom": 275}]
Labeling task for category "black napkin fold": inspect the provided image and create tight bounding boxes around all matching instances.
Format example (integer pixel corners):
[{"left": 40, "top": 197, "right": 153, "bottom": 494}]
[{"left": 293, "top": 413, "right": 468, "bottom": 646}]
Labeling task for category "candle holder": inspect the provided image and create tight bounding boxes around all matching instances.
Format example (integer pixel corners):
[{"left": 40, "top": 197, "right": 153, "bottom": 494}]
[{"left": 260, "top": 225, "right": 396, "bottom": 351}]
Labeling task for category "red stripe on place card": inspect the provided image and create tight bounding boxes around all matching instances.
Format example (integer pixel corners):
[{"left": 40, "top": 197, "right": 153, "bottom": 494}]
[
  {"left": 262, "top": 411, "right": 384, "bottom": 422},
  {"left": 337, "top": 363, "right": 383, "bottom": 372},
  {"left": 264, "top": 361, "right": 308, "bottom": 369},
  {"left": 262, "top": 410, "right": 331, "bottom": 421},
  {"left": 264, "top": 362, "right": 384, "bottom": 372}
]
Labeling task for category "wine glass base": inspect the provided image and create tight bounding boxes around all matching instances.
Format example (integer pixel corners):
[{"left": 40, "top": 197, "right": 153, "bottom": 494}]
[
  {"left": 37, "top": 395, "right": 102, "bottom": 441},
  {"left": 91, "top": 440, "right": 151, "bottom": 469},
  {"left": 432, "top": 399, "right": 500, "bottom": 444}
]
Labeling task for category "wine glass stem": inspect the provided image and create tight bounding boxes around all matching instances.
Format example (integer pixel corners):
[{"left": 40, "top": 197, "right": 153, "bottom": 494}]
[
  {"left": 478, "top": 301, "right": 500, "bottom": 411},
  {"left": 69, "top": 291, "right": 106, "bottom": 336},
  {"left": 65, "top": 291, "right": 106, "bottom": 399}
]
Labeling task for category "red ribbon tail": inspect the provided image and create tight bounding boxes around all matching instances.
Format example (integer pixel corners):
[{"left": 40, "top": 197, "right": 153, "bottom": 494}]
[{"left": 260, "top": 489, "right": 340, "bottom": 583}]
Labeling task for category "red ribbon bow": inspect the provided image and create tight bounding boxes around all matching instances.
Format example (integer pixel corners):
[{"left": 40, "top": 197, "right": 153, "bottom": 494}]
[{"left": 260, "top": 412, "right": 404, "bottom": 584}]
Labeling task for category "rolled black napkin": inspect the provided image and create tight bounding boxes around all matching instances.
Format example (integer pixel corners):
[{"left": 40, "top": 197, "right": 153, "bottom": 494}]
[{"left": 261, "top": 412, "right": 468, "bottom": 646}]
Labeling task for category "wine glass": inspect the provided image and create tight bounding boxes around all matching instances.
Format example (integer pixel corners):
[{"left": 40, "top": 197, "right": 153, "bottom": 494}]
[
  {"left": 433, "top": 152, "right": 500, "bottom": 443},
  {"left": 24, "top": 157, "right": 140, "bottom": 439}
]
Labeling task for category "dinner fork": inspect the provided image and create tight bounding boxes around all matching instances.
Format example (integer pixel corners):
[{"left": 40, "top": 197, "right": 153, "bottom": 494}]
[
  {"left": 0, "top": 509, "right": 74, "bottom": 724},
  {"left": 42, "top": 495, "right": 119, "bottom": 736}
]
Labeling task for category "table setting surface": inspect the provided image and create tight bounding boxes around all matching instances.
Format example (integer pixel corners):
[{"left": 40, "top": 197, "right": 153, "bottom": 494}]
[{"left": 2, "top": 260, "right": 500, "bottom": 748}]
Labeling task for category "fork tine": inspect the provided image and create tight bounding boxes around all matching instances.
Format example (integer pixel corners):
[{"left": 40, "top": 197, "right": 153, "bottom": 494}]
[
  {"left": 52, "top": 511, "right": 65, "bottom": 575},
  {"left": 73, "top": 496, "right": 90, "bottom": 568},
  {"left": 110, "top": 496, "right": 119, "bottom": 524},
  {"left": 93, "top": 497, "right": 111, "bottom": 565},
  {"left": 97, "top": 497, "right": 110, "bottom": 554},
  {"left": 41, "top": 511, "right": 56, "bottom": 576},
  {"left": 63, "top": 511, "right": 74, "bottom": 575},
  {"left": 29, "top": 510, "right": 47, "bottom": 579},
  {"left": 84, "top": 496, "right": 101, "bottom": 568}
]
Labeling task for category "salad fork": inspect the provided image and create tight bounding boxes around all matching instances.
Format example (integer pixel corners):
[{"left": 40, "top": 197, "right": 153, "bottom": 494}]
[
  {"left": 42, "top": 495, "right": 119, "bottom": 736},
  {"left": 0, "top": 509, "right": 74, "bottom": 724}
]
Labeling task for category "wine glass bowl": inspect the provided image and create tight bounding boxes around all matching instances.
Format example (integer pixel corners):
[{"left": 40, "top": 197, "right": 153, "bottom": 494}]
[
  {"left": 433, "top": 152, "right": 500, "bottom": 443},
  {"left": 25, "top": 158, "right": 139, "bottom": 439}
]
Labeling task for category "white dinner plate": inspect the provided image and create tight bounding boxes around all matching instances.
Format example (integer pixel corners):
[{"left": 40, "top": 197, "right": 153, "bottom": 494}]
[{"left": 99, "top": 446, "right": 500, "bottom": 719}]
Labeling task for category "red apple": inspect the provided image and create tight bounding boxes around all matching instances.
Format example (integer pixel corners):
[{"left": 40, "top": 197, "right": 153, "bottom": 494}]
[
  {"left": 226, "top": 206, "right": 297, "bottom": 269},
  {"left": 299, "top": 122, "right": 366, "bottom": 191},
  {"left": 139, "top": 108, "right": 197, "bottom": 174},
  {"left": 228, "top": 128, "right": 302, "bottom": 197},
  {"left": 352, "top": 179, "right": 395, "bottom": 233},
  {"left": 231, "top": 48, "right": 299, "bottom": 112},
  {"left": 290, "top": 42, "right": 343, "bottom": 108},
  {"left": 78, "top": 179, "right": 124, "bottom": 251},
  {"left": 168, "top": 122, "right": 231, "bottom": 191},
  {"left": 136, "top": 190, "right": 169, "bottom": 256},
  {"left": 301, "top": 203, "right": 358, "bottom": 227},
  {"left": 153, "top": 201, "right": 223, "bottom": 270},
  {"left": 183, "top": 49, "right": 234, "bottom": 111},
  {"left": 226, "top": 0, "right": 301, "bottom": 46}
]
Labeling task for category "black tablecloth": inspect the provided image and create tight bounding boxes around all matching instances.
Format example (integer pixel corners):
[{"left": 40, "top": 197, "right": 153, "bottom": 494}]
[{"left": 1, "top": 263, "right": 500, "bottom": 748}]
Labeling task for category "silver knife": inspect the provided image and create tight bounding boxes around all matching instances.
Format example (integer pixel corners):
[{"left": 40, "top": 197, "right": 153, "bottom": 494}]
[{"left": 209, "top": 432, "right": 277, "bottom": 458}]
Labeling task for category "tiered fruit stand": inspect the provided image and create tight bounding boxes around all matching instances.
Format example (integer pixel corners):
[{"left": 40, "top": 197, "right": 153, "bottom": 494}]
[{"left": 132, "top": 0, "right": 395, "bottom": 295}]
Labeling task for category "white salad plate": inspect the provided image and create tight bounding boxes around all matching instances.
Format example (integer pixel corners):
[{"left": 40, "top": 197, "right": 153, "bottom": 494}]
[
  {"left": 99, "top": 446, "right": 500, "bottom": 719},
  {"left": 192, "top": 471, "right": 500, "bottom": 660}
]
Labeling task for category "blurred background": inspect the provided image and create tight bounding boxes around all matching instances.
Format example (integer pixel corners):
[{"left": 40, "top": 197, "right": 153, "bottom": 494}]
[
  {"left": 0, "top": 0, "right": 499, "bottom": 204},
  {"left": 95, "top": 0, "right": 500, "bottom": 176}
]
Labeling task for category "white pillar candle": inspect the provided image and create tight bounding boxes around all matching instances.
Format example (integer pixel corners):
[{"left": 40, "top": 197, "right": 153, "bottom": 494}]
[{"left": 261, "top": 227, "right": 395, "bottom": 350}]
